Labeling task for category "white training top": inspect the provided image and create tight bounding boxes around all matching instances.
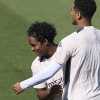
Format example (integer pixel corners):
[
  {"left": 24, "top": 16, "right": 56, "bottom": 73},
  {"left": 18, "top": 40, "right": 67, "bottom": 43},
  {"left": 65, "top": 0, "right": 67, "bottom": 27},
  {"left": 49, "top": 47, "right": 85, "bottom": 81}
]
[
  {"left": 53, "top": 26, "right": 100, "bottom": 100},
  {"left": 20, "top": 26, "right": 100, "bottom": 100},
  {"left": 31, "top": 56, "right": 63, "bottom": 89}
]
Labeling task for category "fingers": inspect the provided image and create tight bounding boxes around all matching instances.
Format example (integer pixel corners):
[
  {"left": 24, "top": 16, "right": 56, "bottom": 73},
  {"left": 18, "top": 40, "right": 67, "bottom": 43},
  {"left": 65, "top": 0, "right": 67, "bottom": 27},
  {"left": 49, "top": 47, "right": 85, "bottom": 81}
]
[{"left": 12, "top": 82, "right": 23, "bottom": 95}]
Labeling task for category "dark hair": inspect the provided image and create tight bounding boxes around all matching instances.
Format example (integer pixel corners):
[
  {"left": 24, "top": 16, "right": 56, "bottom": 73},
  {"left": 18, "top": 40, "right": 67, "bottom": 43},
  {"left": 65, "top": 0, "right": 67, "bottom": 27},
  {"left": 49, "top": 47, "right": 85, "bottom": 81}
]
[
  {"left": 74, "top": 0, "right": 97, "bottom": 19},
  {"left": 27, "top": 21, "right": 57, "bottom": 43}
]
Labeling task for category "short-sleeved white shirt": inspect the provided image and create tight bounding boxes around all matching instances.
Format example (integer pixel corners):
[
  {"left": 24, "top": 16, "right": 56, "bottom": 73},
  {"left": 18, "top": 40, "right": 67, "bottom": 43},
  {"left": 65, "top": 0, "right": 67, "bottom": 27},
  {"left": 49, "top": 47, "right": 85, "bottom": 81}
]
[
  {"left": 53, "top": 26, "right": 100, "bottom": 100},
  {"left": 31, "top": 56, "right": 63, "bottom": 89}
]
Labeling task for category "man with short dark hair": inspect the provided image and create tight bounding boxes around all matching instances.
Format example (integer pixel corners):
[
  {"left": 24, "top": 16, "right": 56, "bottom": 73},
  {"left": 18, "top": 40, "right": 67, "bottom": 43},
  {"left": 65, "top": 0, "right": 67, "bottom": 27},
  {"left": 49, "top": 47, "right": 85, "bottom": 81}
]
[{"left": 12, "top": 0, "right": 100, "bottom": 100}]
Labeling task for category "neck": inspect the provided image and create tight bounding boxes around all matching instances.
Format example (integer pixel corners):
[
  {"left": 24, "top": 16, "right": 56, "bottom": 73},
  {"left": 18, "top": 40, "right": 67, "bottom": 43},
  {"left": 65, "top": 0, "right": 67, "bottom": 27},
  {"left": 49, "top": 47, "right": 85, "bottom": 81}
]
[{"left": 77, "top": 18, "right": 92, "bottom": 28}]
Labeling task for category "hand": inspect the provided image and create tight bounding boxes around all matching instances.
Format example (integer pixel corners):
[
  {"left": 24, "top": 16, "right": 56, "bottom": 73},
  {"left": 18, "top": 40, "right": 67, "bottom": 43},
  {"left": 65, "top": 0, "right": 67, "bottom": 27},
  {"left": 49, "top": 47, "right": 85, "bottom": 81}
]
[{"left": 12, "top": 82, "right": 23, "bottom": 95}]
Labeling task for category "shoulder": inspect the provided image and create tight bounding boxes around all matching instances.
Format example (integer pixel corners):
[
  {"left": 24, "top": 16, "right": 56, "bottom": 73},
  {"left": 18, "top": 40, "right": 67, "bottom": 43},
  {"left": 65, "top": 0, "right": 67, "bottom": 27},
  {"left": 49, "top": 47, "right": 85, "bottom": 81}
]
[
  {"left": 62, "top": 32, "right": 77, "bottom": 42},
  {"left": 57, "top": 32, "right": 78, "bottom": 52},
  {"left": 32, "top": 56, "right": 40, "bottom": 65},
  {"left": 31, "top": 57, "right": 51, "bottom": 72},
  {"left": 60, "top": 32, "right": 77, "bottom": 46},
  {"left": 31, "top": 56, "right": 40, "bottom": 71}
]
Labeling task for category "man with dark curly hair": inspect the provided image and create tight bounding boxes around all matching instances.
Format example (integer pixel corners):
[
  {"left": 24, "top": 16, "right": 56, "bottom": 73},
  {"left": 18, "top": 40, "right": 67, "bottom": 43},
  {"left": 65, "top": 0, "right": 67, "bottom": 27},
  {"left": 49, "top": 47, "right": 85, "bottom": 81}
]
[{"left": 13, "top": 22, "right": 64, "bottom": 100}]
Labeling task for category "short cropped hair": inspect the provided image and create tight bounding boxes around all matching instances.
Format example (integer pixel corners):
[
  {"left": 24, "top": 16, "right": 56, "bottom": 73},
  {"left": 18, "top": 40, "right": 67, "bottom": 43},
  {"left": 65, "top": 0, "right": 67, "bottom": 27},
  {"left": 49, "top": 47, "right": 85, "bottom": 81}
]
[{"left": 74, "top": 0, "right": 97, "bottom": 19}]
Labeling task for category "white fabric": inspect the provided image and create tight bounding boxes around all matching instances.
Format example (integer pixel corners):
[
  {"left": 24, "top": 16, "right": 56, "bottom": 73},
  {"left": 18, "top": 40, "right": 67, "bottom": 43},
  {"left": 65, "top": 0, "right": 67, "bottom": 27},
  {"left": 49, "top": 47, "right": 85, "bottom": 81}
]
[
  {"left": 31, "top": 57, "right": 47, "bottom": 89},
  {"left": 20, "top": 60, "right": 62, "bottom": 90},
  {"left": 53, "top": 26, "right": 100, "bottom": 100},
  {"left": 31, "top": 57, "right": 63, "bottom": 89},
  {"left": 20, "top": 26, "right": 100, "bottom": 100}
]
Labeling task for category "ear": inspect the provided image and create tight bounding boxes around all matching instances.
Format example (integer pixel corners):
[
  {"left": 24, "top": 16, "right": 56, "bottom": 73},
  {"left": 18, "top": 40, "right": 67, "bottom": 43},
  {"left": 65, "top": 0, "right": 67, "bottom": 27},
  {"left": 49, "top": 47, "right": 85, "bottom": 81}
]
[{"left": 76, "top": 11, "right": 81, "bottom": 20}]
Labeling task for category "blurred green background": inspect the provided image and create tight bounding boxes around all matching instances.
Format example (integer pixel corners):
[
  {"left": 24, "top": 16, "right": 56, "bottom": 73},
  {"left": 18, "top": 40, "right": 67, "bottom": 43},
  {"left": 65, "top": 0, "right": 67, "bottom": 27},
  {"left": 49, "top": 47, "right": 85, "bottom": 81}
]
[{"left": 0, "top": 0, "right": 100, "bottom": 100}]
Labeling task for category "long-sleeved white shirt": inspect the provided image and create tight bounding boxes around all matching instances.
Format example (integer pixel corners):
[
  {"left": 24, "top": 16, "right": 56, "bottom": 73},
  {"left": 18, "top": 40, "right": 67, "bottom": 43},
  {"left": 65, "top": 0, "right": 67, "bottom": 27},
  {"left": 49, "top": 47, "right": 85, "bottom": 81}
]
[{"left": 31, "top": 56, "right": 63, "bottom": 89}]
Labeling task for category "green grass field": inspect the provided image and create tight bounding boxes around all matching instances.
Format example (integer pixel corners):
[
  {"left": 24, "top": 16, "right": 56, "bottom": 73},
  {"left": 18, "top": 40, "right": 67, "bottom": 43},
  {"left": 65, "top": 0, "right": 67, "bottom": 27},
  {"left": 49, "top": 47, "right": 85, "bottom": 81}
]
[{"left": 0, "top": 0, "right": 100, "bottom": 100}]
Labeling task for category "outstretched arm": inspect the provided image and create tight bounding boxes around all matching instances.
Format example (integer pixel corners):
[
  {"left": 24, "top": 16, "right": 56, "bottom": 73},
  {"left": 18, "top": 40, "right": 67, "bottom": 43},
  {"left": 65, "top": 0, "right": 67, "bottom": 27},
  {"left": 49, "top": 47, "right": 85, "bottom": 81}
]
[{"left": 12, "top": 61, "right": 62, "bottom": 94}]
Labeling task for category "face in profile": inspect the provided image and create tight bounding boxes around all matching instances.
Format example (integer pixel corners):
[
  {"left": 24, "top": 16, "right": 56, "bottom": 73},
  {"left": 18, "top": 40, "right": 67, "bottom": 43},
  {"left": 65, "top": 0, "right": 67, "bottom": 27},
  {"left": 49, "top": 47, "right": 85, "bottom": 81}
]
[
  {"left": 27, "top": 36, "right": 48, "bottom": 57},
  {"left": 70, "top": 5, "right": 79, "bottom": 25}
]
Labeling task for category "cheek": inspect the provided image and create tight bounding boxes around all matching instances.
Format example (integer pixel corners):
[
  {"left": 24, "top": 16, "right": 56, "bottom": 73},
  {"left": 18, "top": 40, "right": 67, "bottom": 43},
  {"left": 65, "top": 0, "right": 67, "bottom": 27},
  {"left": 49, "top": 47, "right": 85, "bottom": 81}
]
[
  {"left": 70, "top": 10, "right": 76, "bottom": 18},
  {"left": 40, "top": 46, "right": 45, "bottom": 52},
  {"left": 40, "top": 46, "right": 46, "bottom": 53},
  {"left": 36, "top": 43, "right": 42, "bottom": 50},
  {"left": 36, "top": 45, "right": 41, "bottom": 50}
]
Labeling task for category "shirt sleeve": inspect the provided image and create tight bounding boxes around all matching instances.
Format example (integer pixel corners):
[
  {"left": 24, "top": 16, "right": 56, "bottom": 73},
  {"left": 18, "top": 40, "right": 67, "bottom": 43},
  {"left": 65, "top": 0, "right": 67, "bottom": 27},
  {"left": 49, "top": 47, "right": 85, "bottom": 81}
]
[
  {"left": 52, "top": 40, "right": 71, "bottom": 65},
  {"left": 33, "top": 82, "right": 46, "bottom": 89},
  {"left": 20, "top": 33, "right": 76, "bottom": 90},
  {"left": 20, "top": 61, "right": 62, "bottom": 90},
  {"left": 31, "top": 57, "right": 47, "bottom": 89}
]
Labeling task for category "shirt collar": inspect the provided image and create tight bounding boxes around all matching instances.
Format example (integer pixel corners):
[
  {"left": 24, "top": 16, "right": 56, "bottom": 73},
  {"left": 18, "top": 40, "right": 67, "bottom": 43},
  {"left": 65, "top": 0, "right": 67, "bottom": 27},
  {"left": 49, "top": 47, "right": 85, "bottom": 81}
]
[{"left": 76, "top": 26, "right": 94, "bottom": 33}]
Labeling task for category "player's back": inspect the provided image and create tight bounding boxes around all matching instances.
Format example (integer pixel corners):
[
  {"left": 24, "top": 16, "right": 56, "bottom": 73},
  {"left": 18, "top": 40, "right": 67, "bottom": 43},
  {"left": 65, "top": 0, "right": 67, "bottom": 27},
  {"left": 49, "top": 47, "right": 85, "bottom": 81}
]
[{"left": 67, "top": 26, "right": 100, "bottom": 100}]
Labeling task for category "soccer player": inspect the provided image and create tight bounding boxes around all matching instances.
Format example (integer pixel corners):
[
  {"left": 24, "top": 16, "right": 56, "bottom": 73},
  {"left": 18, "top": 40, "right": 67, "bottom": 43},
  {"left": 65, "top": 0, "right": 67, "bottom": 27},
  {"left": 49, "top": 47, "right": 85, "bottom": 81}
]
[
  {"left": 13, "top": 0, "right": 100, "bottom": 100},
  {"left": 13, "top": 22, "right": 64, "bottom": 100}
]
